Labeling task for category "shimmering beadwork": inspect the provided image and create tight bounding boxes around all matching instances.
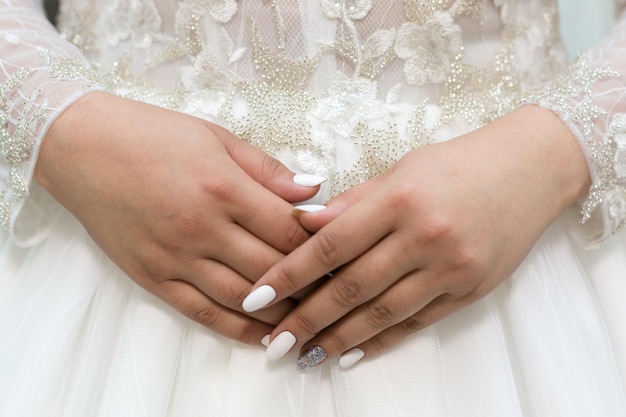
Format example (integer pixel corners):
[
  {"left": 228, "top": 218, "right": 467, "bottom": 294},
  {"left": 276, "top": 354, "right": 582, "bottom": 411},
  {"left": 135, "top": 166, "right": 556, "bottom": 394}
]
[{"left": 6, "top": 0, "right": 620, "bottom": 243}]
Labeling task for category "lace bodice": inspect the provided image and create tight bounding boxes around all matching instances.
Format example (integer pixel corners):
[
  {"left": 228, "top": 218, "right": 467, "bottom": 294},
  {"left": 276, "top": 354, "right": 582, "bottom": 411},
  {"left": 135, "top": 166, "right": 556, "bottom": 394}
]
[{"left": 1, "top": 0, "right": 626, "bottom": 245}]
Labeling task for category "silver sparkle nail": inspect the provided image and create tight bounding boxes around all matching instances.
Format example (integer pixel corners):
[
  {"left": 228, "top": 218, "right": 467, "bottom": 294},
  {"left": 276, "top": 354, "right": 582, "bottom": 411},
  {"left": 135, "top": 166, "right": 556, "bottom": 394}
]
[{"left": 297, "top": 345, "right": 328, "bottom": 369}]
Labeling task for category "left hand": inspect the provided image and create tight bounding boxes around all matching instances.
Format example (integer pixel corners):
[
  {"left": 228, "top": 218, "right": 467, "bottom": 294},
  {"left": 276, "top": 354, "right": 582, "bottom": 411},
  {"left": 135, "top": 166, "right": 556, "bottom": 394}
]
[{"left": 242, "top": 105, "right": 591, "bottom": 368}]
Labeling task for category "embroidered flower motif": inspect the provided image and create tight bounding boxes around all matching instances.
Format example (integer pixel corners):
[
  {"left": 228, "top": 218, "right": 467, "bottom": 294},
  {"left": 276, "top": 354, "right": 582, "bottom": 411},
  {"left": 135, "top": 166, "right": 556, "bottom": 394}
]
[
  {"left": 181, "top": 48, "right": 233, "bottom": 92},
  {"left": 605, "top": 113, "right": 626, "bottom": 229},
  {"left": 104, "top": 0, "right": 162, "bottom": 49},
  {"left": 293, "top": 128, "right": 335, "bottom": 180},
  {"left": 611, "top": 113, "right": 626, "bottom": 180},
  {"left": 606, "top": 188, "right": 626, "bottom": 228},
  {"left": 185, "top": 0, "right": 238, "bottom": 23},
  {"left": 312, "top": 76, "right": 385, "bottom": 136},
  {"left": 360, "top": 28, "right": 397, "bottom": 78},
  {"left": 395, "top": 11, "right": 462, "bottom": 86},
  {"left": 321, "top": 0, "right": 373, "bottom": 20}
]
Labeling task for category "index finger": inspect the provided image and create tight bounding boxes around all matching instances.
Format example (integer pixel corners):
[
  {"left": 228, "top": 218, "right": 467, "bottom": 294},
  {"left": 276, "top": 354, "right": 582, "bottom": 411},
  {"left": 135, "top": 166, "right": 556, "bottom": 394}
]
[{"left": 241, "top": 196, "right": 393, "bottom": 313}]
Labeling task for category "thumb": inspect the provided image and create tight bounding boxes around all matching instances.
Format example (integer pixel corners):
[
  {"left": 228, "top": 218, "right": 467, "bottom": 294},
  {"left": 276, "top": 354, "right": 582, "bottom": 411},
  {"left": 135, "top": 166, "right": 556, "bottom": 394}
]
[
  {"left": 219, "top": 127, "right": 323, "bottom": 203},
  {"left": 293, "top": 178, "right": 379, "bottom": 232}
]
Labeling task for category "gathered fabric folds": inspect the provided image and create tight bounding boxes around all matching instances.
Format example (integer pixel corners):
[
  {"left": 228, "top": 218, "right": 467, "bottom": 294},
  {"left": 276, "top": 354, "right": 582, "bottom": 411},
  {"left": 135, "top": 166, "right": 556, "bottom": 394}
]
[{"left": 2, "top": 208, "right": 626, "bottom": 416}]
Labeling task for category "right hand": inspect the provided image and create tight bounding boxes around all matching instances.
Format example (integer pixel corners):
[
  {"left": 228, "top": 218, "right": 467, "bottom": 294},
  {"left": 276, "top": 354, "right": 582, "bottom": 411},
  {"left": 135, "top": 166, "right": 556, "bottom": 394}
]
[{"left": 35, "top": 91, "right": 320, "bottom": 344}]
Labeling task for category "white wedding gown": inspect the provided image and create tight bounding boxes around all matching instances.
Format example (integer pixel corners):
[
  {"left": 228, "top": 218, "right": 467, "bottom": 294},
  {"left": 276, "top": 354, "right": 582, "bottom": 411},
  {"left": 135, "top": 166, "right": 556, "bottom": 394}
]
[{"left": 2, "top": 1, "right": 626, "bottom": 416}]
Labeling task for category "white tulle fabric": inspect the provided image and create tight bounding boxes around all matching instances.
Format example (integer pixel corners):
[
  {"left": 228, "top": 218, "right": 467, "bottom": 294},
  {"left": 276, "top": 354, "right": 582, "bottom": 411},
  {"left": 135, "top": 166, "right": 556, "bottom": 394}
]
[{"left": 2, "top": 1, "right": 626, "bottom": 416}]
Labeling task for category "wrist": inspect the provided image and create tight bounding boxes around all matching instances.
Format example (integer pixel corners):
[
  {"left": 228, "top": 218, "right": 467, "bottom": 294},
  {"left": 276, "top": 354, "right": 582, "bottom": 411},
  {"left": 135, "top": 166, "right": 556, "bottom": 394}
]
[
  {"left": 34, "top": 91, "right": 111, "bottom": 194},
  {"left": 505, "top": 105, "right": 591, "bottom": 211}
]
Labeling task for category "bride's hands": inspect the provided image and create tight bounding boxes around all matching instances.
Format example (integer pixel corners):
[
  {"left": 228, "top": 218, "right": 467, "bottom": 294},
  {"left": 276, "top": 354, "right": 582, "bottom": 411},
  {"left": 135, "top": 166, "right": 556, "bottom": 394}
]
[
  {"left": 242, "top": 106, "right": 591, "bottom": 367},
  {"left": 35, "top": 91, "right": 322, "bottom": 345}
]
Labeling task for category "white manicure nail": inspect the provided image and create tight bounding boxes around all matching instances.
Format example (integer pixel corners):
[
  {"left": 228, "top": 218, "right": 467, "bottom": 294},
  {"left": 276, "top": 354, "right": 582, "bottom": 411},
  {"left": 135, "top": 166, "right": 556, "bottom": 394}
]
[
  {"left": 293, "top": 174, "right": 327, "bottom": 187},
  {"left": 266, "top": 331, "right": 297, "bottom": 361},
  {"left": 243, "top": 285, "right": 276, "bottom": 312},
  {"left": 293, "top": 204, "right": 326, "bottom": 213},
  {"left": 339, "top": 348, "right": 365, "bottom": 369},
  {"left": 261, "top": 334, "right": 271, "bottom": 347}
]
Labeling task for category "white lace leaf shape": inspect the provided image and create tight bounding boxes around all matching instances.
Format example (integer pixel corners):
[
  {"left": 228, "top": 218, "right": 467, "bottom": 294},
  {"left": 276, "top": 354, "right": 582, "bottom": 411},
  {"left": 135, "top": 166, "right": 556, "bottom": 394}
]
[
  {"left": 395, "top": 12, "right": 463, "bottom": 86},
  {"left": 321, "top": 0, "right": 373, "bottom": 20}
]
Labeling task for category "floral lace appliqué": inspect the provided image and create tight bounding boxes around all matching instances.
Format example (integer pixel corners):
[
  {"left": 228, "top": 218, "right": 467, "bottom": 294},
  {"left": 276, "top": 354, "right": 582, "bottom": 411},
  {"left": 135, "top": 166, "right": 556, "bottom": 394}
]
[
  {"left": 104, "top": 0, "right": 162, "bottom": 49},
  {"left": 0, "top": 69, "right": 39, "bottom": 230},
  {"left": 53, "top": 0, "right": 569, "bottom": 212},
  {"left": 604, "top": 114, "right": 626, "bottom": 231},
  {"left": 395, "top": 11, "right": 462, "bottom": 86}
]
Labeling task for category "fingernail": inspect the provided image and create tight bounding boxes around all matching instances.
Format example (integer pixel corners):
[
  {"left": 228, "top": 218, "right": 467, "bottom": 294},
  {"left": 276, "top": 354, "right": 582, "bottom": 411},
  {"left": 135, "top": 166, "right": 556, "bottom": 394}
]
[
  {"left": 339, "top": 348, "right": 365, "bottom": 369},
  {"left": 293, "top": 174, "right": 327, "bottom": 187},
  {"left": 266, "top": 331, "right": 297, "bottom": 361},
  {"left": 292, "top": 204, "right": 326, "bottom": 219},
  {"left": 297, "top": 345, "right": 328, "bottom": 369},
  {"left": 293, "top": 204, "right": 326, "bottom": 214},
  {"left": 242, "top": 285, "right": 276, "bottom": 312},
  {"left": 261, "top": 334, "right": 271, "bottom": 347}
]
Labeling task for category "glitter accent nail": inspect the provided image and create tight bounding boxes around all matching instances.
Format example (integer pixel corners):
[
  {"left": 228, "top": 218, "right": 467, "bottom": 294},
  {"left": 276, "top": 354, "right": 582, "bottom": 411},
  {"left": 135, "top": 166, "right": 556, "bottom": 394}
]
[{"left": 297, "top": 345, "right": 328, "bottom": 369}]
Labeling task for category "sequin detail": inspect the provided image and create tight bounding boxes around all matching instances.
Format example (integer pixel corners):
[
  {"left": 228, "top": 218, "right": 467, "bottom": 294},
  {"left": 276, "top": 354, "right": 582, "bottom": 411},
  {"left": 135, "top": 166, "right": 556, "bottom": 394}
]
[{"left": 297, "top": 346, "right": 328, "bottom": 369}]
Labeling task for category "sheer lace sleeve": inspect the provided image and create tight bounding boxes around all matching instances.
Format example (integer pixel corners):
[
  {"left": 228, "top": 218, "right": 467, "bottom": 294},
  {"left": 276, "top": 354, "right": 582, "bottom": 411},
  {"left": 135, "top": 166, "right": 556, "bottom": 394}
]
[
  {"left": 0, "top": 0, "right": 101, "bottom": 246},
  {"left": 526, "top": 0, "right": 626, "bottom": 243}
]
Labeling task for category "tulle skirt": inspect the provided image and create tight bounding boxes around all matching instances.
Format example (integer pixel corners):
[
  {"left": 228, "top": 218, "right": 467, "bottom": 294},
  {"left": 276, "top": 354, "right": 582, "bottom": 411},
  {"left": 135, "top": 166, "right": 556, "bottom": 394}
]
[{"left": 2, "top": 194, "right": 626, "bottom": 417}]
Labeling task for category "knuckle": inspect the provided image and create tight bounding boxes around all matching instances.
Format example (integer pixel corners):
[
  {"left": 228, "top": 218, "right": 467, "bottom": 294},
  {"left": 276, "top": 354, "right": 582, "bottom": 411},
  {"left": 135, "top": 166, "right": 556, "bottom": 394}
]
[
  {"left": 331, "top": 276, "right": 364, "bottom": 308},
  {"left": 365, "top": 301, "right": 398, "bottom": 329},
  {"left": 460, "top": 283, "right": 489, "bottom": 302},
  {"left": 419, "top": 213, "right": 454, "bottom": 243},
  {"left": 387, "top": 181, "right": 415, "bottom": 208},
  {"left": 230, "top": 285, "right": 252, "bottom": 310},
  {"left": 273, "top": 265, "right": 301, "bottom": 294},
  {"left": 283, "top": 218, "right": 309, "bottom": 249},
  {"left": 449, "top": 246, "right": 482, "bottom": 273},
  {"left": 401, "top": 314, "right": 427, "bottom": 333},
  {"left": 128, "top": 253, "right": 172, "bottom": 287},
  {"left": 443, "top": 259, "right": 486, "bottom": 297},
  {"left": 327, "top": 332, "right": 351, "bottom": 353},
  {"left": 261, "top": 153, "right": 283, "bottom": 179},
  {"left": 450, "top": 276, "right": 481, "bottom": 297},
  {"left": 192, "top": 304, "right": 221, "bottom": 329},
  {"left": 292, "top": 312, "right": 320, "bottom": 335},
  {"left": 369, "top": 333, "right": 391, "bottom": 352},
  {"left": 200, "top": 176, "right": 234, "bottom": 204},
  {"left": 214, "top": 280, "right": 249, "bottom": 310},
  {"left": 311, "top": 232, "right": 341, "bottom": 268}
]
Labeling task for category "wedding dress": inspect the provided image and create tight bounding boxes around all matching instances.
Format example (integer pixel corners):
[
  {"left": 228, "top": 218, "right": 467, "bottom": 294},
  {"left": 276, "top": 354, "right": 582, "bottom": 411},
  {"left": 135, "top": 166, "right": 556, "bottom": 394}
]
[{"left": 2, "top": 0, "right": 626, "bottom": 416}]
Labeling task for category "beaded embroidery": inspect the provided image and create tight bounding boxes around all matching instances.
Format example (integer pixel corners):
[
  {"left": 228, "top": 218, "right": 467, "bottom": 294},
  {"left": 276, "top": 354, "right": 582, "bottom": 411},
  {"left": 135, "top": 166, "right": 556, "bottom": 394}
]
[
  {"left": 0, "top": 52, "right": 102, "bottom": 232},
  {"left": 524, "top": 53, "right": 626, "bottom": 239},
  {"left": 0, "top": 68, "right": 36, "bottom": 230},
  {"left": 3, "top": 0, "right": 625, "bottom": 239}
]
